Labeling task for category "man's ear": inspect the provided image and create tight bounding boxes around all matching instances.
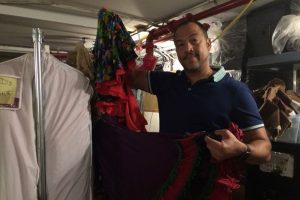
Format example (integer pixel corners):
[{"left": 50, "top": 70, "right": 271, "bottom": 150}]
[{"left": 206, "top": 38, "right": 211, "bottom": 50}]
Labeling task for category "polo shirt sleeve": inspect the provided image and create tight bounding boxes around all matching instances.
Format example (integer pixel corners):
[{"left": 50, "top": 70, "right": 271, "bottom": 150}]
[
  {"left": 149, "top": 71, "right": 175, "bottom": 95},
  {"left": 231, "top": 84, "right": 265, "bottom": 132}
]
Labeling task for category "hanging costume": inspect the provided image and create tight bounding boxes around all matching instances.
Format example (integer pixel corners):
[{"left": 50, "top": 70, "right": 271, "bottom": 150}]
[
  {"left": 0, "top": 53, "right": 92, "bottom": 200},
  {"left": 93, "top": 8, "right": 147, "bottom": 132}
]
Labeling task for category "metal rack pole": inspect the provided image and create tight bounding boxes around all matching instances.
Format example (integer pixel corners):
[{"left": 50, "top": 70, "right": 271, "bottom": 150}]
[{"left": 32, "top": 28, "right": 47, "bottom": 200}]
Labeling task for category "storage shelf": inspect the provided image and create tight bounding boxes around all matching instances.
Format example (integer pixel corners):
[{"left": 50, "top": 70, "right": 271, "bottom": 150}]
[{"left": 247, "top": 51, "right": 300, "bottom": 68}]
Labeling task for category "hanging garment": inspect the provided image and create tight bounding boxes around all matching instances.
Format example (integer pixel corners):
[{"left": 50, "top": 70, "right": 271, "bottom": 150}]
[
  {"left": 0, "top": 54, "right": 38, "bottom": 200},
  {"left": 93, "top": 8, "right": 147, "bottom": 132},
  {"left": 93, "top": 117, "right": 244, "bottom": 200},
  {"left": 43, "top": 53, "right": 93, "bottom": 200},
  {"left": 0, "top": 53, "right": 92, "bottom": 200},
  {"left": 66, "top": 42, "right": 94, "bottom": 80}
]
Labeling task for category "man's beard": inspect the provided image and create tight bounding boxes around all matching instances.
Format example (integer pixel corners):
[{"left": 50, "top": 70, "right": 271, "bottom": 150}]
[{"left": 181, "top": 52, "right": 201, "bottom": 73}]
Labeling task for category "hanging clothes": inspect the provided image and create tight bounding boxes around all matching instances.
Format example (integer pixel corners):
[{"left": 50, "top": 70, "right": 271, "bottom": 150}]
[
  {"left": 0, "top": 54, "right": 38, "bottom": 200},
  {"left": 0, "top": 53, "right": 93, "bottom": 200},
  {"left": 43, "top": 53, "right": 93, "bottom": 200},
  {"left": 93, "top": 8, "right": 147, "bottom": 132},
  {"left": 93, "top": 117, "right": 245, "bottom": 200},
  {"left": 66, "top": 42, "right": 94, "bottom": 80}
]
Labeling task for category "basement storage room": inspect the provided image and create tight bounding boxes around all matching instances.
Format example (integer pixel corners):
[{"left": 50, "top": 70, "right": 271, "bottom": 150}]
[{"left": 0, "top": 0, "right": 299, "bottom": 200}]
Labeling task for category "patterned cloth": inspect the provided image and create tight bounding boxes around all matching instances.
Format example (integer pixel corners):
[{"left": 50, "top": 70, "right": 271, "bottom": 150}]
[
  {"left": 93, "top": 9, "right": 147, "bottom": 131},
  {"left": 94, "top": 8, "right": 137, "bottom": 82}
]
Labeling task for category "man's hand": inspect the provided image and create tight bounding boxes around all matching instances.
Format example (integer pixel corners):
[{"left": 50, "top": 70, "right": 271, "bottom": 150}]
[
  {"left": 204, "top": 129, "right": 247, "bottom": 162},
  {"left": 204, "top": 127, "right": 271, "bottom": 164}
]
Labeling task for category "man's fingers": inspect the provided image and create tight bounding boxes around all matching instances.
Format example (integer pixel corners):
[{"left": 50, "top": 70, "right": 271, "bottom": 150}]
[
  {"left": 214, "top": 129, "right": 233, "bottom": 139},
  {"left": 204, "top": 135, "right": 221, "bottom": 147}
]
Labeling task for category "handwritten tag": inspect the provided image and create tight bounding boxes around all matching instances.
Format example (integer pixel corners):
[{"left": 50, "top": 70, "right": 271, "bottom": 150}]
[{"left": 0, "top": 76, "right": 17, "bottom": 105}]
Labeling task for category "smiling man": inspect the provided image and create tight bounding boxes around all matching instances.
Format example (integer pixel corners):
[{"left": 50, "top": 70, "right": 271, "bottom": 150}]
[
  {"left": 126, "top": 19, "right": 271, "bottom": 165},
  {"left": 174, "top": 21, "right": 212, "bottom": 81}
]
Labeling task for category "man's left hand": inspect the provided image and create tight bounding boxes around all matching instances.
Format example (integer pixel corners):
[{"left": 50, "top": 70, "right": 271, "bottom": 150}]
[{"left": 204, "top": 129, "right": 247, "bottom": 162}]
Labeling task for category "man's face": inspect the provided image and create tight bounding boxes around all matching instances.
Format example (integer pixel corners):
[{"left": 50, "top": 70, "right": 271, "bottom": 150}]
[{"left": 174, "top": 22, "right": 211, "bottom": 73}]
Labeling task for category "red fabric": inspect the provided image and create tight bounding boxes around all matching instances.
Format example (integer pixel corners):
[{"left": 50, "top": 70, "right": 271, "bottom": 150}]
[
  {"left": 125, "top": 85, "right": 147, "bottom": 132},
  {"left": 159, "top": 134, "right": 199, "bottom": 200},
  {"left": 127, "top": 59, "right": 136, "bottom": 71},
  {"left": 95, "top": 60, "right": 147, "bottom": 132},
  {"left": 210, "top": 123, "right": 245, "bottom": 200},
  {"left": 95, "top": 100, "right": 125, "bottom": 117},
  {"left": 140, "top": 53, "right": 157, "bottom": 71},
  {"left": 95, "top": 69, "right": 127, "bottom": 99}
]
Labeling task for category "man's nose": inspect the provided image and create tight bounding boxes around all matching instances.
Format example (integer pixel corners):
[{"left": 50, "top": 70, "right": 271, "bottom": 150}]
[{"left": 184, "top": 42, "right": 194, "bottom": 52}]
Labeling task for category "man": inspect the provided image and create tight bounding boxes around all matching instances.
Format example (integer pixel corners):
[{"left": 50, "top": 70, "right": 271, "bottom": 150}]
[{"left": 126, "top": 20, "right": 271, "bottom": 165}]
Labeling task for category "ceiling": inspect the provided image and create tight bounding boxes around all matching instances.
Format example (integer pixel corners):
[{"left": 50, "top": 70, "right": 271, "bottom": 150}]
[{"left": 0, "top": 0, "right": 276, "bottom": 53}]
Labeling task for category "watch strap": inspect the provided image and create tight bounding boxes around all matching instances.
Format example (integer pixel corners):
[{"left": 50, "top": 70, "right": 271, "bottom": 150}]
[{"left": 237, "top": 143, "right": 251, "bottom": 161}]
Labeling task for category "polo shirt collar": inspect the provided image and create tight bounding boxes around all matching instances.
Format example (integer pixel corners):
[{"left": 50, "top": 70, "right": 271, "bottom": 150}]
[
  {"left": 179, "top": 66, "right": 226, "bottom": 83},
  {"left": 212, "top": 66, "right": 226, "bottom": 82}
]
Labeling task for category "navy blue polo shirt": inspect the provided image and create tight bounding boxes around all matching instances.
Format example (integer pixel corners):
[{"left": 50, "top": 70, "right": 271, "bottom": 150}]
[{"left": 148, "top": 67, "right": 264, "bottom": 134}]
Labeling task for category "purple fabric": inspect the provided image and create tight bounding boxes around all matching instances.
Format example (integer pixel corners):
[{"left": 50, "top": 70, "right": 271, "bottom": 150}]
[{"left": 93, "top": 119, "right": 183, "bottom": 200}]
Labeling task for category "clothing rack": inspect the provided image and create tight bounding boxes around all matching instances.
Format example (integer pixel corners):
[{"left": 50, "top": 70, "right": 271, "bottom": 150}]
[{"left": 32, "top": 28, "right": 47, "bottom": 200}]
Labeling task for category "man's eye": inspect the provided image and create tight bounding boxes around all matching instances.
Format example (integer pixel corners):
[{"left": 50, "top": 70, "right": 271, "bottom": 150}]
[
  {"left": 176, "top": 43, "right": 184, "bottom": 47},
  {"left": 191, "top": 38, "right": 199, "bottom": 44}
]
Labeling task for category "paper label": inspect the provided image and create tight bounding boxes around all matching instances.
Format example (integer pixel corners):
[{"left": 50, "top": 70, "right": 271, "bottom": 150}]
[{"left": 0, "top": 76, "right": 17, "bottom": 105}]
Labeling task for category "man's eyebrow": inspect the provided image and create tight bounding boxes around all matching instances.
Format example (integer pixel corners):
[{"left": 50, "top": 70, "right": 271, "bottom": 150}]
[
  {"left": 174, "top": 39, "right": 182, "bottom": 44},
  {"left": 188, "top": 33, "right": 199, "bottom": 38}
]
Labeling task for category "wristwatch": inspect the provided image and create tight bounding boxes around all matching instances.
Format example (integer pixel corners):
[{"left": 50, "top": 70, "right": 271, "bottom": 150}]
[{"left": 237, "top": 143, "right": 251, "bottom": 161}]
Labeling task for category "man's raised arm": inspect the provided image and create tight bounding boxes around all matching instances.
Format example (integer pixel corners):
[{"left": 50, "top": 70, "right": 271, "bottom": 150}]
[{"left": 125, "top": 69, "right": 151, "bottom": 93}]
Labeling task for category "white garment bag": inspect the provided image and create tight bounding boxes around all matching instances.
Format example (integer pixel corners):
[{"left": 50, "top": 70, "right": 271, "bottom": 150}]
[{"left": 0, "top": 53, "right": 92, "bottom": 200}]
